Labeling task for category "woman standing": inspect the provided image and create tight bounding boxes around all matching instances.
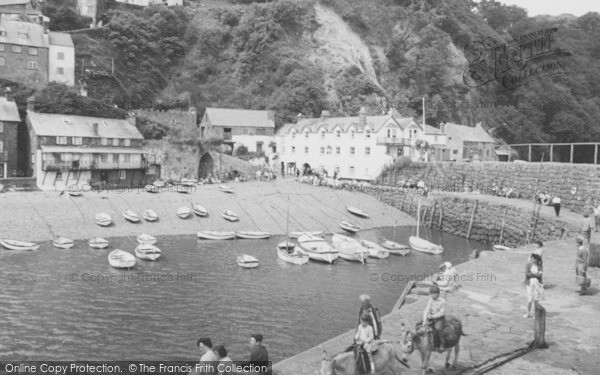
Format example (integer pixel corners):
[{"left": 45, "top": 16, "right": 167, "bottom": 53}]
[
  {"left": 575, "top": 236, "right": 590, "bottom": 295},
  {"left": 524, "top": 253, "right": 544, "bottom": 318}
]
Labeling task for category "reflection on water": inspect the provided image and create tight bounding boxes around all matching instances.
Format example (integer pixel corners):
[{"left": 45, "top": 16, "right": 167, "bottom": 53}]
[{"left": 0, "top": 226, "right": 489, "bottom": 362}]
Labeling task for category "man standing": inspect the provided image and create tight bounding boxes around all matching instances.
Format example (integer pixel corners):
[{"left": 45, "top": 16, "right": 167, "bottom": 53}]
[
  {"left": 575, "top": 236, "right": 590, "bottom": 295},
  {"left": 436, "top": 262, "right": 459, "bottom": 298},
  {"left": 595, "top": 203, "right": 600, "bottom": 232},
  {"left": 358, "top": 295, "right": 382, "bottom": 340},
  {"left": 582, "top": 213, "right": 593, "bottom": 244},
  {"left": 248, "top": 333, "right": 270, "bottom": 374},
  {"left": 552, "top": 195, "right": 561, "bottom": 217},
  {"left": 195, "top": 337, "right": 218, "bottom": 375}
]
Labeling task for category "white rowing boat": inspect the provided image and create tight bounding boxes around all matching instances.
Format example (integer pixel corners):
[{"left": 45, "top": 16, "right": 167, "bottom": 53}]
[
  {"left": 347, "top": 206, "right": 369, "bottom": 218},
  {"left": 108, "top": 249, "right": 136, "bottom": 269},
  {"left": 95, "top": 212, "right": 112, "bottom": 227},
  {"left": 197, "top": 231, "right": 236, "bottom": 240},
  {"left": 360, "top": 240, "right": 390, "bottom": 259},
  {"left": 0, "top": 239, "right": 40, "bottom": 251},
  {"left": 235, "top": 231, "right": 270, "bottom": 239},
  {"left": 332, "top": 234, "right": 368, "bottom": 263},
  {"left": 381, "top": 240, "right": 411, "bottom": 256},
  {"left": 89, "top": 237, "right": 109, "bottom": 249},
  {"left": 143, "top": 209, "right": 158, "bottom": 222},
  {"left": 221, "top": 209, "right": 239, "bottom": 222},
  {"left": 153, "top": 180, "right": 166, "bottom": 187},
  {"left": 181, "top": 178, "right": 197, "bottom": 187},
  {"left": 177, "top": 206, "right": 192, "bottom": 219},
  {"left": 298, "top": 234, "right": 338, "bottom": 264},
  {"left": 193, "top": 204, "right": 208, "bottom": 217},
  {"left": 135, "top": 244, "right": 162, "bottom": 261},
  {"left": 277, "top": 242, "right": 309, "bottom": 265},
  {"left": 53, "top": 236, "right": 74, "bottom": 249},
  {"left": 289, "top": 231, "right": 324, "bottom": 239},
  {"left": 145, "top": 185, "right": 160, "bottom": 193},
  {"left": 409, "top": 199, "right": 443, "bottom": 255},
  {"left": 339, "top": 220, "right": 360, "bottom": 233},
  {"left": 237, "top": 254, "right": 259, "bottom": 268},
  {"left": 123, "top": 209, "right": 141, "bottom": 223},
  {"left": 492, "top": 244, "right": 512, "bottom": 251},
  {"left": 137, "top": 233, "right": 157, "bottom": 245},
  {"left": 219, "top": 185, "right": 235, "bottom": 194},
  {"left": 67, "top": 190, "right": 83, "bottom": 197}
]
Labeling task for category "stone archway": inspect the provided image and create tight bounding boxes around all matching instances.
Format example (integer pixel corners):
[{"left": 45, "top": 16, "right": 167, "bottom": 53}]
[{"left": 198, "top": 152, "right": 215, "bottom": 179}]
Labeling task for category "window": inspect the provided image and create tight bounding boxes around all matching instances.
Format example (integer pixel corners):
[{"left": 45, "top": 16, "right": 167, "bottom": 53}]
[
  {"left": 27, "top": 61, "right": 37, "bottom": 69},
  {"left": 336, "top": 130, "right": 341, "bottom": 138},
  {"left": 304, "top": 146, "right": 309, "bottom": 154},
  {"left": 0, "top": 122, "right": 3, "bottom": 132},
  {"left": 365, "top": 147, "right": 370, "bottom": 156},
  {"left": 28, "top": 48, "right": 37, "bottom": 55},
  {"left": 119, "top": 170, "right": 126, "bottom": 179},
  {"left": 101, "top": 138, "right": 108, "bottom": 146},
  {"left": 242, "top": 128, "right": 249, "bottom": 135},
  {"left": 365, "top": 129, "right": 371, "bottom": 138},
  {"left": 58, "top": 52, "right": 64, "bottom": 60},
  {"left": 349, "top": 166, "right": 355, "bottom": 175},
  {"left": 335, "top": 146, "right": 340, "bottom": 155},
  {"left": 365, "top": 168, "right": 369, "bottom": 175},
  {"left": 320, "top": 131, "right": 325, "bottom": 139},
  {"left": 72, "top": 137, "right": 82, "bottom": 145},
  {"left": 124, "top": 139, "right": 130, "bottom": 146},
  {"left": 0, "top": 43, "right": 4, "bottom": 51},
  {"left": 320, "top": 147, "right": 325, "bottom": 155},
  {"left": 100, "top": 154, "right": 109, "bottom": 162},
  {"left": 0, "top": 57, "right": 4, "bottom": 65},
  {"left": 351, "top": 130, "right": 355, "bottom": 139},
  {"left": 291, "top": 146, "right": 296, "bottom": 153},
  {"left": 112, "top": 138, "right": 119, "bottom": 146},
  {"left": 0, "top": 140, "right": 3, "bottom": 153},
  {"left": 434, "top": 135, "right": 439, "bottom": 141},
  {"left": 291, "top": 132, "right": 296, "bottom": 139},
  {"left": 350, "top": 147, "right": 355, "bottom": 155},
  {"left": 56, "top": 171, "right": 62, "bottom": 181},
  {"left": 124, "top": 154, "right": 131, "bottom": 163},
  {"left": 18, "top": 33, "right": 27, "bottom": 39},
  {"left": 304, "top": 131, "right": 309, "bottom": 138},
  {"left": 453, "top": 150, "right": 458, "bottom": 154},
  {"left": 326, "top": 145, "right": 332, "bottom": 154},
  {"left": 56, "top": 136, "right": 67, "bottom": 145},
  {"left": 57, "top": 67, "right": 64, "bottom": 75},
  {"left": 13, "top": 45, "right": 21, "bottom": 53}
]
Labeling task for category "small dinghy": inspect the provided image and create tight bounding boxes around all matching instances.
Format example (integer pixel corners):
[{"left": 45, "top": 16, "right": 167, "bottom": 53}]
[
  {"left": 135, "top": 244, "right": 162, "bottom": 261},
  {"left": 360, "top": 240, "right": 390, "bottom": 259},
  {"left": 67, "top": 190, "right": 83, "bottom": 197},
  {"left": 339, "top": 221, "right": 360, "bottom": 233},
  {"left": 235, "top": 231, "right": 270, "bottom": 239},
  {"left": 176, "top": 185, "right": 191, "bottom": 194},
  {"left": 277, "top": 242, "right": 309, "bottom": 265},
  {"left": 108, "top": 249, "right": 136, "bottom": 269},
  {"left": 143, "top": 209, "right": 158, "bottom": 222},
  {"left": 0, "top": 239, "right": 40, "bottom": 251},
  {"left": 289, "top": 231, "right": 324, "bottom": 239},
  {"left": 492, "top": 244, "right": 512, "bottom": 251},
  {"left": 53, "top": 236, "right": 74, "bottom": 249},
  {"left": 197, "top": 231, "right": 236, "bottom": 240},
  {"left": 219, "top": 185, "right": 235, "bottom": 194},
  {"left": 298, "top": 234, "right": 339, "bottom": 264},
  {"left": 153, "top": 180, "right": 166, "bottom": 188},
  {"left": 237, "top": 254, "right": 259, "bottom": 268},
  {"left": 193, "top": 204, "right": 208, "bottom": 217},
  {"left": 181, "top": 178, "right": 197, "bottom": 187},
  {"left": 332, "top": 234, "right": 369, "bottom": 263},
  {"left": 177, "top": 206, "right": 192, "bottom": 219},
  {"left": 145, "top": 185, "right": 159, "bottom": 193},
  {"left": 123, "top": 209, "right": 141, "bottom": 223},
  {"left": 381, "top": 240, "right": 411, "bottom": 256},
  {"left": 347, "top": 206, "right": 369, "bottom": 218},
  {"left": 95, "top": 212, "right": 112, "bottom": 227},
  {"left": 409, "top": 199, "right": 444, "bottom": 255},
  {"left": 221, "top": 209, "right": 239, "bottom": 222},
  {"left": 89, "top": 237, "right": 109, "bottom": 249},
  {"left": 137, "top": 233, "right": 157, "bottom": 245}
]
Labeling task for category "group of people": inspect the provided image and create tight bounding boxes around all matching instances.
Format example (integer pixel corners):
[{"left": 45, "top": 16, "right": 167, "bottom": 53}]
[
  {"left": 534, "top": 191, "right": 562, "bottom": 216},
  {"left": 194, "top": 334, "right": 270, "bottom": 375}
]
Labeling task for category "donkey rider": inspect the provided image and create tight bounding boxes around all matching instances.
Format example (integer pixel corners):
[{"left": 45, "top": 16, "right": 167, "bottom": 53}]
[
  {"left": 422, "top": 285, "right": 447, "bottom": 352},
  {"left": 355, "top": 314, "right": 377, "bottom": 374}
]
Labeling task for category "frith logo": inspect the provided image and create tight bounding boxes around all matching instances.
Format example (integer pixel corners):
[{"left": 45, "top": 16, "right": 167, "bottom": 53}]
[{"left": 462, "top": 28, "right": 572, "bottom": 90}]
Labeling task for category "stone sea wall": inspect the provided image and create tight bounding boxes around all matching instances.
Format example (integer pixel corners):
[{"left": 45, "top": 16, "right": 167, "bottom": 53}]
[{"left": 379, "top": 161, "right": 600, "bottom": 214}]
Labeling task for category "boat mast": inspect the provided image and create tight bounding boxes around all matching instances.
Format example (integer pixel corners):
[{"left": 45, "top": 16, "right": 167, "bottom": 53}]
[{"left": 416, "top": 199, "right": 421, "bottom": 238}]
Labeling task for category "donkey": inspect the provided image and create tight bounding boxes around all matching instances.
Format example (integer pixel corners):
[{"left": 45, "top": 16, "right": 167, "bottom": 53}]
[
  {"left": 320, "top": 342, "right": 410, "bottom": 375},
  {"left": 399, "top": 315, "right": 466, "bottom": 374}
]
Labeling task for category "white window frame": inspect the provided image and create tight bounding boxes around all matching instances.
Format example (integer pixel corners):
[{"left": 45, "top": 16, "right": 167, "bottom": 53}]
[
  {"left": 304, "top": 131, "right": 309, "bottom": 139},
  {"left": 291, "top": 146, "right": 295, "bottom": 153},
  {"left": 28, "top": 47, "right": 37, "bottom": 55},
  {"left": 112, "top": 138, "right": 119, "bottom": 146},
  {"left": 0, "top": 139, "right": 3, "bottom": 153},
  {"left": 12, "top": 45, "right": 21, "bottom": 53},
  {"left": 56, "top": 136, "right": 67, "bottom": 145},
  {"left": 124, "top": 139, "right": 130, "bottom": 146},
  {"left": 365, "top": 129, "right": 371, "bottom": 138},
  {"left": 101, "top": 138, "right": 108, "bottom": 146},
  {"left": 18, "top": 33, "right": 27, "bottom": 39},
  {"left": 304, "top": 146, "right": 309, "bottom": 154},
  {"left": 335, "top": 146, "right": 340, "bottom": 155},
  {"left": 57, "top": 67, "right": 64, "bottom": 75},
  {"left": 351, "top": 130, "right": 355, "bottom": 139},
  {"left": 320, "top": 147, "right": 325, "bottom": 155},
  {"left": 119, "top": 170, "right": 126, "bottom": 179},
  {"left": 0, "top": 44, "right": 4, "bottom": 51},
  {"left": 336, "top": 130, "right": 341, "bottom": 138},
  {"left": 72, "top": 137, "right": 82, "bottom": 145},
  {"left": 0, "top": 122, "right": 3, "bottom": 133},
  {"left": 349, "top": 166, "right": 355, "bottom": 175},
  {"left": 320, "top": 131, "right": 325, "bottom": 139},
  {"left": 0, "top": 57, "right": 4, "bottom": 66},
  {"left": 365, "top": 147, "right": 370, "bottom": 156},
  {"left": 27, "top": 61, "right": 38, "bottom": 69},
  {"left": 124, "top": 154, "right": 131, "bottom": 163},
  {"left": 350, "top": 147, "right": 355, "bottom": 155}
]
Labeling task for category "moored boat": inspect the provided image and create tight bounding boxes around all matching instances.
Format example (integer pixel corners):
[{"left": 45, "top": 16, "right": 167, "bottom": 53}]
[
  {"left": 145, "top": 185, "right": 159, "bottom": 193},
  {"left": 347, "top": 206, "right": 369, "bottom": 218},
  {"left": 289, "top": 231, "right": 324, "bottom": 239},
  {"left": 108, "top": 249, "right": 136, "bottom": 269},
  {"left": 135, "top": 244, "right": 162, "bottom": 261},
  {"left": 197, "top": 231, "right": 236, "bottom": 240},
  {"left": 177, "top": 206, "right": 192, "bottom": 219},
  {"left": 409, "top": 199, "right": 443, "bottom": 255},
  {"left": 67, "top": 190, "right": 83, "bottom": 197},
  {"left": 143, "top": 209, "right": 158, "bottom": 222},
  {"left": 360, "top": 240, "right": 390, "bottom": 259},
  {"left": 221, "top": 209, "right": 239, "bottom": 222},
  {"left": 339, "top": 220, "right": 360, "bottom": 233},
  {"left": 53, "top": 236, "right": 74, "bottom": 249},
  {"left": 181, "top": 178, "right": 197, "bottom": 187},
  {"left": 176, "top": 185, "right": 191, "bottom": 194},
  {"left": 0, "top": 239, "right": 40, "bottom": 251},
  {"left": 235, "top": 231, "right": 270, "bottom": 239},
  {"left": 123, "top": 209, "right": 141, "bottom": 223},
  {"left": 236, "top": 254, "right": 259, "bottom": 268},
  {"left": 381, "top": 240, "right": 411, "bottom": 256},
  {"left": 277, "top": 243, "right": 309, "bottom": 265},
  {"left": 89, "top": 237, "right": 109, "bottom": 249},
  {"left": 193, "top": 204, "right": 208, "bottom": 217},
  {"left": 297, "top": 234, "right": 338, "bottom": 264},
  {"left": 219, "top": 184, "right": 235, "bottom": 194},
  {"left": 95, "top": 212, "right": 112, "bottom": 227},
  {"left": 137, "top": 233, "right": 157, "bottom": 245},
  {"left": 492, "top": 244, "right": 512, "bottom": 251},
  {"left": 332, "top": 234, "right": 369, "bottom": 263}
]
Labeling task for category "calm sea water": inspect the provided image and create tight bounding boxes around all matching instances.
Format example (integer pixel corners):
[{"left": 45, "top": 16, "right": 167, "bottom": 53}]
[{"left": 0, "top": 226, "right": 489, "bottom": 363}]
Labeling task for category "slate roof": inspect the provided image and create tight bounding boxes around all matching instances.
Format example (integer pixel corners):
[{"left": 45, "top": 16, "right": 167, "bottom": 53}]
[
  {"left": 0, "top": 96, "right": 20, "bottom": 122},
  {"left": 40, "top": 146, "right": 144, "bottom": 154},
  {"left": 277, "top": 114, "right": 415, "bottom": 135},
  {"left": 423, "top": 124, "right": 444, "bottom": 135},
  {"left": 0, "top": 20, "right": 47, "bottom": 48},
  {"left": 27, "top": 111, "right": 144, "bottom": 139},
  {"left": 0, "top": 0, "right": 30, "bottom": 6},
  {"left": 444, "top": 122, "right": 496, "bottom": 143},
  {"left": 48, "top": 31, "right": 73, "bottom": 47},
  {"left": 203, "top": 108, "right": 275, "bottom": 128}
]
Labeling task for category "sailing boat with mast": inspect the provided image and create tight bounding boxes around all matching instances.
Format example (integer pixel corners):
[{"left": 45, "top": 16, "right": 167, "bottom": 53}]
[
  {"left": 409, "top": 199, "right": 443, "bottom": 254},
  {"left": 277, "top": 198, "right": 309, "bottom": 265}
]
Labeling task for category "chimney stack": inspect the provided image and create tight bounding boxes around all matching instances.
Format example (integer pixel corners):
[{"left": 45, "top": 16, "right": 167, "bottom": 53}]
[
  {"left": 26, "top": 96, "right": 35, "bottom": 111},
  {"left": 320, "top": 110, "right": 330, "bottom": 120},
  {"left": 439, "top": 122, "right": 446, "bottom": 134},
  {"left": 127, "top": 112, "right": 136, "bottom": 127},
  {"left": 358, "top": 107, "right": 367, "bottom": 126},
  {"left": 4, "top": 87, "right": 13, "bottom": 102}
]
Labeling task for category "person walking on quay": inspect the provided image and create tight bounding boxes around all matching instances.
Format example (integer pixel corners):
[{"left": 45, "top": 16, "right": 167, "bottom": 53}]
[
  {"left": 436, "top": 262, "right": 460, "bottom": 298},
  {"left": 354, "top": 314, "right": 377, "bottom": 374},
  {"left": 358, "top": 294, "right": 382, "bottom": 340},
  {"left": 524, "top": 253, "right": 544, "bottom": 318},
  {"left": 582, "top": 212, "right": 593, "bottom": 244},
  {"left": 552, "top": 195, "right": 561, "bottom": 217},
  {"left": 422, "top": 285, "right": 446, "bottom": 352},
  {"left": 248, "top": 333, "right": 270, "bottom": 374},
  {"left": 213, "top": 345, "right": 233, "bottom": 375},
  {"left": 195, "top": 338, "right": 218, "bottom": 375},
  {"left": 575, "top": 236, "right": 590, "bottom": 295}
]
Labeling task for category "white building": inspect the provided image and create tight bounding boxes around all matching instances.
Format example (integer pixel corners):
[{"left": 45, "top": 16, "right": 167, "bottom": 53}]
[
  {"left": 276, "top": 108, "right": 447, "bottom": 180},
  {"left": 115, "top": 0, "right": 182, "bottom": 6},
  {"left": 48, "top": 31, "right": 75, "bottom": 85}
]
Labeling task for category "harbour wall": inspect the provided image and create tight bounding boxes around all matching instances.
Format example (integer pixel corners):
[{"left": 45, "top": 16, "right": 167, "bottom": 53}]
[{"left": 379, "top": 161, "right": 600, "bottom": 214}]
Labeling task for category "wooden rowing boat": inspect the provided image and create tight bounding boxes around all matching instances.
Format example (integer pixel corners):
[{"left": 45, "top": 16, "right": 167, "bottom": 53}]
[
  {"left": 360, "top": 239, "right": 390, "bottom": 259},
  {"left": 219, "top": 184, "right": 235, "bottom": 194},
  {"left": 237, "top": 254, "right": 259, "bottom": 268},
  {"left": 67, "top": 190, "right": 82, "bottom": 197},
  {"left": 235, "top": 231, "right": 270, "bottom": 239},
  {"left": 108, "top": 249, "right": 136, "bottom": 269},
  {"left": 332, "top": 234, "right": 368, "bottom": 263},
  {"left": 492, "top": 244, "right": 512, "bottom": 251},
  {"left": 277, "top": 242, "right": 309, "bottom": 265},
  {"left": 145, "top": 185, "right": 159, "bottom": 193},
  {"left": 137, "top": 233, "right": 157, "bottom": 245},
  {"left": 177, "top": 206, "right": 192, "bottom": 219},
  {"left": 123, "top": 209, "right": 141, "bottom": 223},
  {"left": 1, "top": 239, "right": 40, "bottom": 251},
  {"left": 221, "top": 209, "right": 238, "bottom": 222},
  {"left": 339, "top": 220, "right": 360, "bottom": 233},
  {"left": 89, "top": 237, "right": 108, "bottom": 249},
  {"left": 381, "top": 240, "right": 411, "bottom": 256},
  {"left": 298, "top": 234, "right": 338, "bottom": 264},
  {"left": 197, "top": 231, "right": 236, "bottom": 240},
  {"left": 53, "top": 236, "right": 74, "bottom": 249},
  {"left": 193, "top": 204, "right": 208, "bottom": 217},
  {"left": 135, "top": 244, "right": 162, "bottom": 261},
  {"left": 289, "top": 231, "right": 324, "bottom": 239},
  {"left": 95, "top": 212, "right": 112, "bottom": 227},
  {"left": 347, "top": 206, "right": 369, "bottom": 218},
  {"left": 143, "top": 209, "right": 158, "bottom": 222},
  {"left": 409, "top": 199, "right": 443, "bottom": 255}
]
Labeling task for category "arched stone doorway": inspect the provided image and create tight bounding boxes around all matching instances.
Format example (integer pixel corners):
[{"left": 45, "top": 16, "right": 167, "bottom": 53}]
[{"left": 198, "top": 152, "right": 215, "bottom": 179}]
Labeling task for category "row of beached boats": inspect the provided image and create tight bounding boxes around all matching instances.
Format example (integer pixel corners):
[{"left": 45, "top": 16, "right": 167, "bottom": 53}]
[
  {"left": 145, "top": 182, "right": 237, "bottom": 194},
  {"left": 92, "top": 204, "right": 242, "bottom": 226}
]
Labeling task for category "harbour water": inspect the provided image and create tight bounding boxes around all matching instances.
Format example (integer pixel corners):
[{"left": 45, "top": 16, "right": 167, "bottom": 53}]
[{"left": 0, "top": 226, "right": 489, "bottom": 363}]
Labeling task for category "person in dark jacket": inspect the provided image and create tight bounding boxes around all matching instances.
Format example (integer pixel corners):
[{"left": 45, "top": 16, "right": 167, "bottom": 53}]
[
  {"left": 358, "top": 295, "right": 382, "bottom": 340},
  {"left": 248, "top": 333, "right": 270, "bottom": 374}
]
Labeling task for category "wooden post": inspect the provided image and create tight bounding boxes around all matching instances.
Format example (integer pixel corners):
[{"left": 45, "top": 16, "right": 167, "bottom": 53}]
[
  {"left": 550, "top": 144, "right": 553, "bottom": 162},
  {"left": 499, "top": 206, "right": 508, "bottom": 244},
  {"left": 400, "top": 193, "right": 406, "bottom": 210},
  {"left": 467, "top": 200, "right": 478, "bottom": 240},
  {"left": 570, "top": 144, "right": 574, "bottom": 163},
  {"left": 438, "top": 203, "right": 443, "bottom": 228},
  {"left": 428, "top": 202, "right": 436, "bottom": 228},
  {"left": 528, "top": 144, "right": 532, "bottom": 162},
  {"left": 534, "top": 302, "right": 548, "bottom": 348},
  {"left": 393, "top": 280, "right": 416, "bottom": 311},
  {"left": 422, "top": 206, "right": 428, "bottom": 224}
]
